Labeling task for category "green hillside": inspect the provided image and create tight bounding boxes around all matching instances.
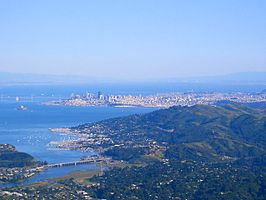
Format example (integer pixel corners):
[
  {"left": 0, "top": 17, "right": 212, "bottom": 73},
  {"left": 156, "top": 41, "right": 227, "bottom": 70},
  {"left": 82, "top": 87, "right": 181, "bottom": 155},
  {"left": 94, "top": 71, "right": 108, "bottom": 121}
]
[
  {"left": 0, "top": 144, "right": 37, "bottom": 168},
  {"left": 76, "top": 104, "right": 266, "bottom": 162},
  {"left": 78, "top": 104, "right": 266, "bottom": 199}
]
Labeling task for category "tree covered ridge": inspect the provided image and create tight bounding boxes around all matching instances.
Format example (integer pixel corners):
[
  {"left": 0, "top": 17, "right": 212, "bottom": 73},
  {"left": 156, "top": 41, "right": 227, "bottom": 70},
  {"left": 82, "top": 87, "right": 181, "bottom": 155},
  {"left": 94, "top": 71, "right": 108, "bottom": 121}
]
[
  {"left": 0, "top": 144, "right": 37, "bottom": 168},
  {"left": 75, "top": 104, "right": 266, "bottom": 162},
  {"left": 80, "top": 104, "right": 266, "bottom": 199}
]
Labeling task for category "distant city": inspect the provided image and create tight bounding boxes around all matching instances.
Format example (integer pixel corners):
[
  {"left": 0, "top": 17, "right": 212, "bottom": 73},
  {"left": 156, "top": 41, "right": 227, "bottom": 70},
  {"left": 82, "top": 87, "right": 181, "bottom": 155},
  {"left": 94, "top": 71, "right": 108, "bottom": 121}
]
[{"left": 45, "top": 90, "right": 266, "bottom": 108}]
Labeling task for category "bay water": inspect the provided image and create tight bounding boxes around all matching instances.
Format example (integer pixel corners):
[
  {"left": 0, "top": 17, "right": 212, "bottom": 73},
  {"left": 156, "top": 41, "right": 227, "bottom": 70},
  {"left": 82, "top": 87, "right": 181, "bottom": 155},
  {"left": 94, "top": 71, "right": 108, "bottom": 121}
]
[{"left": 0, "top": 96, "right": 155, "bottom": 186}]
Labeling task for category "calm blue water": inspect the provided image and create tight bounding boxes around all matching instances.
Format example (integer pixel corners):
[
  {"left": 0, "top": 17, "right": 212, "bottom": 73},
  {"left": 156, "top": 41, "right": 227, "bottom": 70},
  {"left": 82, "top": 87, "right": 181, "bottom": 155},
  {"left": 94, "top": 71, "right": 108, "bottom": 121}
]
[
  {"left": 0, "top": 164, "right": 97, "bottom": 188},
  {"left": 0, "top": 83, "right": 263, "bottom": 187},
  {"left": 0, "top": 96, "right": 155, "bottom": 186}
]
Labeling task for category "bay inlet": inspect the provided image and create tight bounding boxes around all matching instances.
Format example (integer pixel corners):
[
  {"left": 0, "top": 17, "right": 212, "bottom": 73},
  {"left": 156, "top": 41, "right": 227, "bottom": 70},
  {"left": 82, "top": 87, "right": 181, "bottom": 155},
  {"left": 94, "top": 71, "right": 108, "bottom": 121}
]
[{"left": 0, "top": 96, "right": 155, "bottom": 186}]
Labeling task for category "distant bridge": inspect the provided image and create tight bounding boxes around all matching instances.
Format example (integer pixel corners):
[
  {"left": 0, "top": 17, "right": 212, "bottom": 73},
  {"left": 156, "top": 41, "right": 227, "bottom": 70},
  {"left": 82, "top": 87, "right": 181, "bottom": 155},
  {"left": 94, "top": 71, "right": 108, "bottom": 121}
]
[{"left": 46, "top": 157, "right": 107, "bottom": 168}]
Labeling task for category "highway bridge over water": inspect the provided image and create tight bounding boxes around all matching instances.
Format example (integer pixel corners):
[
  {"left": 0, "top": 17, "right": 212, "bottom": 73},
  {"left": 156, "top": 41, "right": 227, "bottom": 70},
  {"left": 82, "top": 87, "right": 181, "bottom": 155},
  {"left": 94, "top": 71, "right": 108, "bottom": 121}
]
[{"left": 46, "top": 157, "right": 107, "bottom": 168}]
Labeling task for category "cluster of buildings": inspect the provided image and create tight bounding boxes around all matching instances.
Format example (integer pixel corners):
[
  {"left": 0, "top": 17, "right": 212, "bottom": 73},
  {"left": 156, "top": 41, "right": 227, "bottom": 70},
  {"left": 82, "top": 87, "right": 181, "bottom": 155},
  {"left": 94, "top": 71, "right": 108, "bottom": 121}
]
[
  {"left": 48, "top": 126, "right": 113, "bottom": 152},
  {"left": 0, "top": 144, "right": 16, "bottom": 152},
  {"left": 49, "top": 116, "right": 167, "bottom": 157},
  {"left": 0, "top": 144, "right": 45, "bottom": 184},
  {"left": 0, "top": 167, "right": 43, "bottom": 184},
  {"left": 0, "top": 179, "right": 92, "bottom": 199},
  {"left": 46, "top": 91, "right": 266, "bottom": 108}
]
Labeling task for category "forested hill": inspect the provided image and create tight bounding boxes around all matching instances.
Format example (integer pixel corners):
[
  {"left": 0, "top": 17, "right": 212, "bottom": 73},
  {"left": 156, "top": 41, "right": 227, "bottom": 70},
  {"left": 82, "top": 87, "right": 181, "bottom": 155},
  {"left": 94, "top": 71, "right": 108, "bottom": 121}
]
[
  {"left": 0, "top": 144, "right": 37, "bottom": 168},
  {"left": 144, "top": 104, "right": 266, "bottom": 161},
  {"left": 75, "top": 104, "right": 266, "bottom": 162},
  {"left": 79, "top": 104, "right": 266, "bottom": 199}
]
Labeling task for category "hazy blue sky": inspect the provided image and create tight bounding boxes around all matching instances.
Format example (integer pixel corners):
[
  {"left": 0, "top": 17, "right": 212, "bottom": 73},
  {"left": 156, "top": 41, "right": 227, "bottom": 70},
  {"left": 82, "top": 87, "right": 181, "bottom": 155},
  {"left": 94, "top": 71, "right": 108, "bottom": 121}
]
[{"left": 0, "top": 0, "right": 266, "bottom": 80}]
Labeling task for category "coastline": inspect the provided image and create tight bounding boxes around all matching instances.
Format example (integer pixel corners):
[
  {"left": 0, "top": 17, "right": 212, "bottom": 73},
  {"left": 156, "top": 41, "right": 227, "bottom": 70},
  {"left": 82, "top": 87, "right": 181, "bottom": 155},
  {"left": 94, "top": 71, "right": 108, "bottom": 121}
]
[{"left": 43, "top": 91, "right": 266, "bottom": 109}]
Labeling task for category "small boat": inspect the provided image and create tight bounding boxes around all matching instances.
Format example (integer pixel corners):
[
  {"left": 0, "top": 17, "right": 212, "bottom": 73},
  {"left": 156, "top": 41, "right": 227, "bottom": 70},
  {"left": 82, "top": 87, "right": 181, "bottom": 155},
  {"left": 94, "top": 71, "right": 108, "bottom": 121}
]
[{"left": 18, "top": 105, "right": 27, "bottom": 111}]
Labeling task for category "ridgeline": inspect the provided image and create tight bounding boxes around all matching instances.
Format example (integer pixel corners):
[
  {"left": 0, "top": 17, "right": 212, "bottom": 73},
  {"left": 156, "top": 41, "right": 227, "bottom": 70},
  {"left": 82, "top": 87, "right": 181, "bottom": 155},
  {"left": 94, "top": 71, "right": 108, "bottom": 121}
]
[
  {"left": 0, "top": 144, "right": 37, "bottom": 168},
  {"left": 78, "top": 104, "right": 266, "bottom": 199}
]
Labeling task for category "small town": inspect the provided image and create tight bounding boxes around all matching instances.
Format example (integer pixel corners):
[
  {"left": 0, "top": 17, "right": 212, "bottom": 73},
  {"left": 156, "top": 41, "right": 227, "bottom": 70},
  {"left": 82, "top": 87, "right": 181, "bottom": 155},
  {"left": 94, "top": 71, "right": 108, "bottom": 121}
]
[{"left": 0, "top": 166, "right": 44, "bottom": 184}]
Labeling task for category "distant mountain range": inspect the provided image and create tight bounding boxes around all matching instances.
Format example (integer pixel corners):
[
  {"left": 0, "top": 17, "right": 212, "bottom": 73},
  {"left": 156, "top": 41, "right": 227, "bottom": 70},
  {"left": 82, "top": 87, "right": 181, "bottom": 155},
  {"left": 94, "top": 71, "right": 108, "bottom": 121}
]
[
  {"left": 0, "top": 72, "right": 97, "bottom": 86},
  {"left": 177, "top": 71, "right": 266, "bottom": 84},
  {"left": 0, "top": 71, "right": 265, "bottom": 86}
]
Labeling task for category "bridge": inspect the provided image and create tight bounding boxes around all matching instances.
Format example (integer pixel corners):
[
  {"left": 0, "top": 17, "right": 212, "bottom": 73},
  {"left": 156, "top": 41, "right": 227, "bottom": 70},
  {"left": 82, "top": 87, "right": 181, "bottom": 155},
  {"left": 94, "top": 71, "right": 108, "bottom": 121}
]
[{"left": 46, "top": 157, "right": 108, "bottom": 168}]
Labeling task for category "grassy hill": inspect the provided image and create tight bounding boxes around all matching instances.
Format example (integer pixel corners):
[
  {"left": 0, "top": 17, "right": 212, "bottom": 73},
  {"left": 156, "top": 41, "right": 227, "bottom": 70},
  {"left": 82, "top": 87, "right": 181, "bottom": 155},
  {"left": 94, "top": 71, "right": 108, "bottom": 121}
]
[
  {"left": 0, "top": 144, "right": 37, "bottom": 168},
  {"left": 78, "top": 104, "right": 266, "bottom": 199},
  {"left": 76, "top": 104, "right": 266, "bottom": 162}
]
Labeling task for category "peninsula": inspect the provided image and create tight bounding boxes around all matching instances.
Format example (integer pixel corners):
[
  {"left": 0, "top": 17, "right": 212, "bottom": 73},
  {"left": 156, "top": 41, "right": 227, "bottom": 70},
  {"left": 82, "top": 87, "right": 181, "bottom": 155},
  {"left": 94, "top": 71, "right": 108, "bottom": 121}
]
[
  {"left": 45, "top": 91, "right": 266, "bottom": 108},
  {"left": 2, "top": 104, "right": 266, "bottom": 199},
  {"left": 0, "top": 144, "right": 44, "bottom": 184}
]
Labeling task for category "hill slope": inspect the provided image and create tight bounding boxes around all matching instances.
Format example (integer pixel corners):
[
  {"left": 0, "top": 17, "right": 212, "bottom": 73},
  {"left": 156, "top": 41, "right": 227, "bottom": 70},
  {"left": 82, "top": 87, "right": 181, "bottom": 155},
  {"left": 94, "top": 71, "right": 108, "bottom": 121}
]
[
  {"left": 74, "top": 104, "right": 266, "bottom": 199},
  {"left": 75, "top": 104, "right": 266, "bottom": 162},
  {"left": 0, "top": 144, "right": 37, "bottom": 168}
]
